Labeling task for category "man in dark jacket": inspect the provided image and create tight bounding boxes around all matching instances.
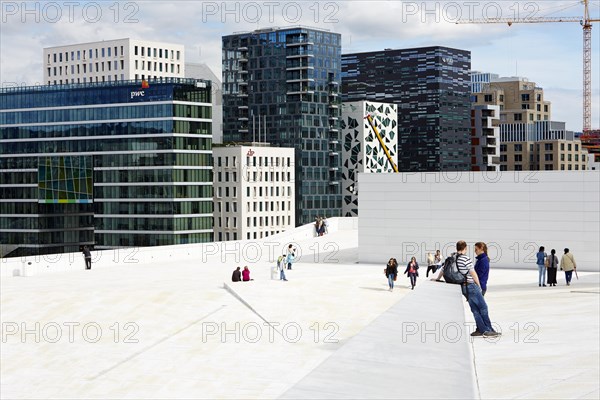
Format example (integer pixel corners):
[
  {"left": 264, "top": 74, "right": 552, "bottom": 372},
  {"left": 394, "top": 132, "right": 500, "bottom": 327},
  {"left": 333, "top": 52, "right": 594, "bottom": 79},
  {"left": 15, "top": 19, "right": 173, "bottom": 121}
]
[
  {"left": 232, "top": 267, "right": 241, "bottom": 282},
  {"left": 82, "top": 246, "right": 92, "bottom": 270}
]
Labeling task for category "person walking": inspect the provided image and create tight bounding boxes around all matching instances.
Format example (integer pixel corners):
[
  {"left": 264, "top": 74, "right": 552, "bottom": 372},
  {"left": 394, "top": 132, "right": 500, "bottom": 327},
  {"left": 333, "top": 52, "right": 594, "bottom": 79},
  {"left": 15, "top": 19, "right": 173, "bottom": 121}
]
[
  {"left": 385, "top": 258, "right": 398, "bottom": 291},
  {"left": 560, "top": 248, "right": 577, "bottom": 286},
  {"left": 82, "top": 246, "right": 92, "bottom": 270},
  {"left": 474, "top": 242, "right": 490, "bottom": 296},
  {"left": 278, "top": 254, "right": 288, "bottom": 281},
  {"left": 426, "top": 253, "right": 436, "bottom": 278},
  {"left": 536, "top": 246, "right": 547, "bottom": 287},
  {"left": 404, "top": 257, "right": 419, "bottom": 290},
  {"left": 547, "top": 249, "right": 559, "bottom": 286}
]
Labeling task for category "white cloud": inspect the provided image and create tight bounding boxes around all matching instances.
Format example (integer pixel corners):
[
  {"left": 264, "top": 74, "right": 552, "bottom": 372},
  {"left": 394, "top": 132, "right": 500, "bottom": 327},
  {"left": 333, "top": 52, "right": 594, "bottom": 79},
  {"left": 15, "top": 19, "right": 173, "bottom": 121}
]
[{"left": 1, "top": 0, "right": 599, "bottom": 130}]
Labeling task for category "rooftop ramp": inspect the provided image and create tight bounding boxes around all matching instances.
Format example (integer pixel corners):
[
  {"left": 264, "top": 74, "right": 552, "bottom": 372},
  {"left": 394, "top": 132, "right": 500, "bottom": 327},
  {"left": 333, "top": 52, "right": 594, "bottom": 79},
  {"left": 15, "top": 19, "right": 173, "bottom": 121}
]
[{"left": 280, "top": 280, "right": 477, "bottom": 399}]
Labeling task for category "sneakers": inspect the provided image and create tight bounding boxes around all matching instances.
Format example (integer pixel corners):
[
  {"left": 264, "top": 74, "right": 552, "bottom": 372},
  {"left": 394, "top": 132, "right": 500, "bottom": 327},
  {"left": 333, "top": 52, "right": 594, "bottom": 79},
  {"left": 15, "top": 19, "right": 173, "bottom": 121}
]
[
  {"left": 483, "top": 331, "right": 501, "bottom": 338},
  {"left": 470, "top": 330, "right": 484, "bottom": 337}
]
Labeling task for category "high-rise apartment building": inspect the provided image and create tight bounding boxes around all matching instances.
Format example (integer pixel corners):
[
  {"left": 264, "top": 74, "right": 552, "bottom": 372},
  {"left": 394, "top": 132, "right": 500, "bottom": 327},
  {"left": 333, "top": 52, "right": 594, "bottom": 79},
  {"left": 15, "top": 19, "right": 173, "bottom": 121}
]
[
  {"left": 222, "top": 27, "right": 342, "bottom": 226},
  {"left": 341, "top": 101, "right": 397, "bottom": 216},
  {"left": 472, "top": 77, "right": 551, "bottom": 123},
  {"left": 342, "top": 46, "right": 472, "bottom": 172},
  {"left": 0, "top": 79, "right": 213, "bottom": 257},
  {"left": 471, "top": 105, "right": 500, "bottom": 171},
  {"left": 212, "top": 144, "right": 295, "bottom": 241},
  {"left": 43, "top": 38, "right": 185, "bottom": 85}
]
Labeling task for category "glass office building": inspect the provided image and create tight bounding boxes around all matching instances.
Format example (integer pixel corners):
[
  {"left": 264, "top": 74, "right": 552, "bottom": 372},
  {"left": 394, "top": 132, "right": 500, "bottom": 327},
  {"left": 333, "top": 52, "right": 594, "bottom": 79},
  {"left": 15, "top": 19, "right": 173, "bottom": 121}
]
[
  {"left": 222, "top": 27, "right": 342, "bottom": 226},
  {"left": 0, "top": 79, "right": 213, "bottom": 257},
  {"left": 342, "top": 47, "right": 472, "bottom": 172}
]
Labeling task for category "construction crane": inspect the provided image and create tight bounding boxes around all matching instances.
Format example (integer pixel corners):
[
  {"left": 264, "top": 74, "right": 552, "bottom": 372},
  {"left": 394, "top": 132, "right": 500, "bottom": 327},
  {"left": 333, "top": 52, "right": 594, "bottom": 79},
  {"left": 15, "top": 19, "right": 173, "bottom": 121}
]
[
  {"left": 457, "top": 0, "right": 599, "bottom": 134},
  {"left": 364, "top": 114, "right": 399, "bottom": 173}
]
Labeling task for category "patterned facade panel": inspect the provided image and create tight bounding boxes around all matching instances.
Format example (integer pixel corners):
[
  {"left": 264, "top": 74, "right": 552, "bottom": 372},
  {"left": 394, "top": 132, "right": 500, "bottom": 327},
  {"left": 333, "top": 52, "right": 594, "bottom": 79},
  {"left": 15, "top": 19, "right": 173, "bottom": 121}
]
[{"left": 341, "top": 101, "right": 398, "bottom": 217}]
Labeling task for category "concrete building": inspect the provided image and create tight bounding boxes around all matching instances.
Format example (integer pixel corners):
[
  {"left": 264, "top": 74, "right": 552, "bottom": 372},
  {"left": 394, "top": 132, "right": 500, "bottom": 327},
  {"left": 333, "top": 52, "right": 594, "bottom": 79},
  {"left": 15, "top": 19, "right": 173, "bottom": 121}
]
[
  {"left": 342, "top": 46, "right": 472, "bottom": 172},
  {"left": 341, "top": 101, "right": 398, "bottom": 216},
  {"left": 0, "top": 79, "right": 213, "bottom": 257},
  {"left": 500, "top": 139, "right": 589, "bottom": 171},
  {"left": 472, "top": 77, "right": 551, "bottom": 123},
  {"left": 43, "top": 38, "right": 185, "bottom": 85},
  {"left": 471, "top": 105, "right": 500, "bottom": 171},
  {"left": 222, "top": 27, "right": 342, "bottom": 226},
  {"left": 212, "top": 144, "right": 295, "bottom": 241}
]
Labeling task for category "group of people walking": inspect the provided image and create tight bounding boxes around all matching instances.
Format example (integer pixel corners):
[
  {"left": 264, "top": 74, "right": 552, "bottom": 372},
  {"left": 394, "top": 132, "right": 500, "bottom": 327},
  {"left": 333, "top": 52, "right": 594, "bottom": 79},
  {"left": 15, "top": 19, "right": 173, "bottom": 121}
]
[
  {"left": 536, "top": 247, "right": 577, "bottom": 287},
  {"left": 384, "top": 256, "right": 421, "bottom": 291}
]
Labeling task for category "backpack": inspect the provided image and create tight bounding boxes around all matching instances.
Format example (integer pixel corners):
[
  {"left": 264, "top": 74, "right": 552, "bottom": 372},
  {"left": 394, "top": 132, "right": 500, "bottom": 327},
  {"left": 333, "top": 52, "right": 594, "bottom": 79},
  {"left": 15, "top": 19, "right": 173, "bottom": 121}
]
[{"left": 442, "top": 254, "right": 467, "bottom": 284}]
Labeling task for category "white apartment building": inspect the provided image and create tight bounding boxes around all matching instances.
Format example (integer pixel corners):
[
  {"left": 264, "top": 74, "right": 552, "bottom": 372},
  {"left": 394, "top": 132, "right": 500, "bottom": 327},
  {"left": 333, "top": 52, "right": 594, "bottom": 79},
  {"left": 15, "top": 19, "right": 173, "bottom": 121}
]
[
  {"left": 341, "top": 101, "right": 398, "bottom": 217},
  {"left": 213, "top": 144, "right": 295, "bottom": 241},
  {"left": 43, "top": 38, "right": 185, "bottom": 85}
]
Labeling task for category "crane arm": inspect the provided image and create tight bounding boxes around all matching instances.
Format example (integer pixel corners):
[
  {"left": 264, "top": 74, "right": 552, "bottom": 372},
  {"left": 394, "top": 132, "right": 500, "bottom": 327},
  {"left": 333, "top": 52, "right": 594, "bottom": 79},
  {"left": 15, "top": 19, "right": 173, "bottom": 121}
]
[{"left": 456, "top": 17, "right": 582, "bottom": 24}]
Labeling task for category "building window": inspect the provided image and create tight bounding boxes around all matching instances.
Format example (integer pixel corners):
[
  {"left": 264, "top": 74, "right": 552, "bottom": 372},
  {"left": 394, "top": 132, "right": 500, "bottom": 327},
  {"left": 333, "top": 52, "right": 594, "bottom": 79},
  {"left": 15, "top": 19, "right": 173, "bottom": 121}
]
[
  {"left": 484, "top": 94, "right": 492, "bottom": 102},
  {"left": 521, "top": 94, "right": 530, "bottom": 101},
  {"left": 545, "top": 164, "right": 553, "bottom": 171},
  {"left": 514, "top": 164, "right": 523, "bottom": 171},
  {"left": 545, "top": 143, "right": 553, "bottom": 151},
  {"left": 575, "top": 144, "right": 579, "bottom": 151},
  {"left": 514, "top": 154, "right": 523, "bottom": 162},
  {"left": 545, "top": 154, "right": 553, "bottom": 161},
  {"left": 568, "top": 144, "right": 572, "bottom": 151},
  {"left": 514, "top": 113, "right": 522, "bottom": 121},
  {"left": 514, "top": 144, "right": 523, "bottom": 152}
]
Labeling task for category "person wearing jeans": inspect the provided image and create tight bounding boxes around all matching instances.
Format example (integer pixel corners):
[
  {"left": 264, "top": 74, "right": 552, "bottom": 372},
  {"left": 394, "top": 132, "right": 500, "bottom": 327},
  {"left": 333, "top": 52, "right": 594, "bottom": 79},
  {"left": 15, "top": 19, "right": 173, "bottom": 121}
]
[
  {"left": 560, "top": 248, "right": 577, "bottom": 286},
  {"left": 385, "top": 258, "right": 398, "bottom": 291},
  {"left": 435, "top": 240, "right": 500, "bottom": 338},
  {"left": 536, "top": 246, "right": 547, "bottom": 287}
]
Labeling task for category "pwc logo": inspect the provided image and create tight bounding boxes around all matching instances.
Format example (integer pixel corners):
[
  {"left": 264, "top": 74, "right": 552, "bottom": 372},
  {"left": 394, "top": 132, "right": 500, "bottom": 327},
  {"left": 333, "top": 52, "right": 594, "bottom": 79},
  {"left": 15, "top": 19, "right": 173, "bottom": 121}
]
[
  {"left": 130, "top": 80, "right": 150, "bottom": 99},
  {"left": 246, "top": 149, "right": 255, "bottom": 157}
]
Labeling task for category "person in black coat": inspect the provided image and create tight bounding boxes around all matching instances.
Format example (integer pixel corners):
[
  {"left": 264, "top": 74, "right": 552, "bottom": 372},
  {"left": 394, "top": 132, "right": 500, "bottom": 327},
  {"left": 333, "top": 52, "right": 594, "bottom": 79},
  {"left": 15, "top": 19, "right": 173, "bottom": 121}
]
[{"left": 385, "top": 258, "right": 398, "bottom": 291}]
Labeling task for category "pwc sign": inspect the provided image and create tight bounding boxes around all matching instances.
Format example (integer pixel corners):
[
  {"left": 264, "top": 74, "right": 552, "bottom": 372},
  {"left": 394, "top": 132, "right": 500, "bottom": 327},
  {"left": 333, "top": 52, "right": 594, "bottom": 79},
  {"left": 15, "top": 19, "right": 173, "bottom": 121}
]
[{"left": 129, "top": 80, "right": 150, "bottom": 100}]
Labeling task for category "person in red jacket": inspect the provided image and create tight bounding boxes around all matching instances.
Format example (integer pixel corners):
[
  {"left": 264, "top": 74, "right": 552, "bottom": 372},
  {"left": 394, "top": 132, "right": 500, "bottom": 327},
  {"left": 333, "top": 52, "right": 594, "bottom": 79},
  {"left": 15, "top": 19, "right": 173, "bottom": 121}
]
[
  {"left": 242, "top": 266, "right": 251, "bottom": 282},
  {"left": 404, "top": 257, "right": 419, "bottom": 290}
]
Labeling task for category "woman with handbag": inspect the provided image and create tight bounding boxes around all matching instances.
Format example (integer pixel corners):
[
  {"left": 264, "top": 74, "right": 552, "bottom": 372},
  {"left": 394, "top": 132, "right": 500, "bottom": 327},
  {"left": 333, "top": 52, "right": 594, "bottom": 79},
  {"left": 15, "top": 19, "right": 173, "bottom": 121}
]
[{"left": 385, "top": 258, "right": 398, "bottom": 292}]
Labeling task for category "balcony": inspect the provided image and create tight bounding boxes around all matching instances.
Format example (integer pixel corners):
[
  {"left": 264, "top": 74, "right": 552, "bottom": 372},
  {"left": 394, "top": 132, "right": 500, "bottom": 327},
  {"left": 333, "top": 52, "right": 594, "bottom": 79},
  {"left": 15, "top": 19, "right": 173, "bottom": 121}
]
[
  {"left": 286, "top": 78, "right": 315, "bottom": 83},
  {"left": 286, "top": 53, "right": 314, "bottom": 59},
  {"left": 286, "top": 39, "right": 314, "bottom": 46}
]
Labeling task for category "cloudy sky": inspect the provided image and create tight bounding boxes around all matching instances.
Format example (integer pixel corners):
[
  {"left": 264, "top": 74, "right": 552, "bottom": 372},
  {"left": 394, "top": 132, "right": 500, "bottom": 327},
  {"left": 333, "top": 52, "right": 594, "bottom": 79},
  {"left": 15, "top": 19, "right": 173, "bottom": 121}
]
[{"left": 1, "top": 0, "right": 599, "bottom": 131}]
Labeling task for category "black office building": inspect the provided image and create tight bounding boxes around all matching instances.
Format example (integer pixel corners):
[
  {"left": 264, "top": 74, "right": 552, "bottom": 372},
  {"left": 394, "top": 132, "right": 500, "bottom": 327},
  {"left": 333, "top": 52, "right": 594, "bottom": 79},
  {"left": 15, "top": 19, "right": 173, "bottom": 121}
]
[
  {"left": 222, "top": 27, "right": 342, "bottom": 226},
  {"left": 342, "top": 47, "right": 471, "bottom": 171}
]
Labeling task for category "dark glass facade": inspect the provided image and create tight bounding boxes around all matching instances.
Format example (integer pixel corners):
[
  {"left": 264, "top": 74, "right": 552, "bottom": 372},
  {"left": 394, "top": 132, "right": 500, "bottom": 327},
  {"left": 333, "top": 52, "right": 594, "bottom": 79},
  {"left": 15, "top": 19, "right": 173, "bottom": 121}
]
[
  {"left": 0, "top": 79, "right": 213, "bottom": 257},
  {"left": 342, "top": 47, "right": 472, "bottom": 171},
  {"left": 222, "top": 27, "right": 342, "bottom": 226}
]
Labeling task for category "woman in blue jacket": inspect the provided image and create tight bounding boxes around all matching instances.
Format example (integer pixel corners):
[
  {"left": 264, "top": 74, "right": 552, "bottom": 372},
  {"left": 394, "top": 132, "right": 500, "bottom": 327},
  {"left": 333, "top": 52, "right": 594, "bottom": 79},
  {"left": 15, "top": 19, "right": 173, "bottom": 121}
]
[{"left": 474, "top": 242, "right": 490, "bottom": 296}]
